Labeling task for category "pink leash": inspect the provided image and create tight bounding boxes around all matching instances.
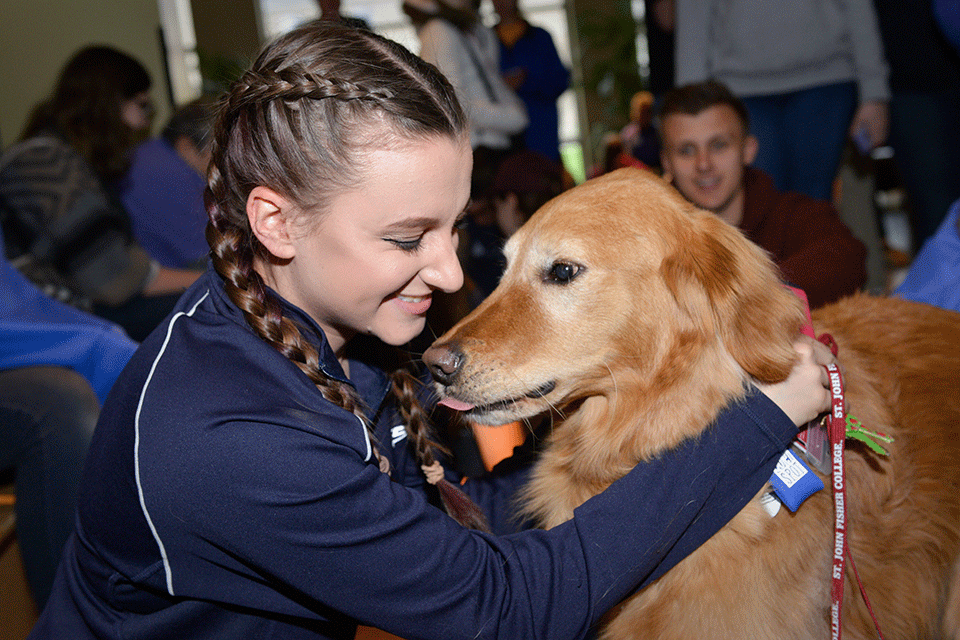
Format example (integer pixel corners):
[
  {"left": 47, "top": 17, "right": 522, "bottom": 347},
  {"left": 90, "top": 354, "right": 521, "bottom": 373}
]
[
  {"left": 787, "top": 286, "right": 884, "bottom": 639},
  {"left": 821, "top": 351, "right": 884, "bottom": 640}
]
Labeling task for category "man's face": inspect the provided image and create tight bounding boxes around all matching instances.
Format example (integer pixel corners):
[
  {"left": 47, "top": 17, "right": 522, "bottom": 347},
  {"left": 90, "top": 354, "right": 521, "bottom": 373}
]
[{"left": 659, "top": 104, "right": 757, "bottom": 225}]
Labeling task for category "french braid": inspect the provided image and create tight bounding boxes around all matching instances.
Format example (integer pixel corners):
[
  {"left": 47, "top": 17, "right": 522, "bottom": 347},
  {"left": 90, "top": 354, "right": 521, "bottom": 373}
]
[
  {"left": 205, "top": 20, "right": 487, "bottom": 526},
  {"left": 390, "top": 369, "right": 491, "bottom": 531},
  {"left": 205, "top": 214, "right": 374, "bottom": 438}
]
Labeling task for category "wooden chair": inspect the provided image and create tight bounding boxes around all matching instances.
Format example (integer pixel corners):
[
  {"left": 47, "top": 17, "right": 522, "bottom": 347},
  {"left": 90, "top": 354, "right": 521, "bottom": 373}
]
[{"left": 1, "top": 485, "right": 39, "bottom": 640}]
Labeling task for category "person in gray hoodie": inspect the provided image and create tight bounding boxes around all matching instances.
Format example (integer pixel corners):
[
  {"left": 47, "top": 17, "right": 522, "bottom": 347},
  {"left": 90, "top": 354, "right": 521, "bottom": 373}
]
[{"left": 675, "top": 0, "right": 890, "bottom": 203}]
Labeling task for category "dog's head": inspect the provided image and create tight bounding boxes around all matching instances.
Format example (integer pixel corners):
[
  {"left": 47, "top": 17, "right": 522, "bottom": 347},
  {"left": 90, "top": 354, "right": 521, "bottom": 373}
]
[{"left": 424, "top": 168, "right": 804, "bottom": 435}]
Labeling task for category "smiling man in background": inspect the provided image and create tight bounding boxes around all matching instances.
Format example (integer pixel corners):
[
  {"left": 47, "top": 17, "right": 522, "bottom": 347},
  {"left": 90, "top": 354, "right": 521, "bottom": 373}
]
[{"left": 658, "top": 80, "right": 867, "bottom": 309}]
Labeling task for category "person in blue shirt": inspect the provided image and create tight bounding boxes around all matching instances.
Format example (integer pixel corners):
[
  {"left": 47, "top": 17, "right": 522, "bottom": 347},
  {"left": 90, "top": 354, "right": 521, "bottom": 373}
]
[
  {"left": 894, "top": 198, "right": 960, "bottom": 314},
  {"left": 118, "top": 98, "right": 216, "bottom": 269},
  {"left": 29, "top": 21, "right": 834, "bottom": 640},
  {"left": 0, "top": 224, "right": 137, "bottom": 609},
  {"left": 493, "top": 0, "right": 571, "bottom": 162}
]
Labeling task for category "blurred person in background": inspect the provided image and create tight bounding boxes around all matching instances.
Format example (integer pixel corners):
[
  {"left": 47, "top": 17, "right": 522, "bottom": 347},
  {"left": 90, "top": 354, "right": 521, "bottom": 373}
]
[
  {"left": 675, "top": 0, "right": 890, "bottom": 203},
  {"left": 117, "top": 98, "right": 216, "bottom": 269},
  {"left": 404, "top": 0, "right": 528, "bottom": 199},
  {"left": 492, "top": 0, "right": 570, "bottom": 163},
  {"left": 0, "top": 45, "right": 201, "bottom": 341},
  {"left": 659, "top": 80, "right": 866, "bottom": 309}
]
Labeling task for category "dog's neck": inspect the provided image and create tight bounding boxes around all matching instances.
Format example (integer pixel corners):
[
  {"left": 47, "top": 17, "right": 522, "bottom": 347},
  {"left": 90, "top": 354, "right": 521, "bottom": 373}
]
[{"left": 521, "top": 341, "right": 749, "bottom": 526}]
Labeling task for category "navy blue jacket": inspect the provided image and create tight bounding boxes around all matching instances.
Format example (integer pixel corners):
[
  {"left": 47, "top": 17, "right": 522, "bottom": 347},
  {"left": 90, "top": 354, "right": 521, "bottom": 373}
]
[{"left": 30, "top": 268, "right": 796, "bottom": 640}]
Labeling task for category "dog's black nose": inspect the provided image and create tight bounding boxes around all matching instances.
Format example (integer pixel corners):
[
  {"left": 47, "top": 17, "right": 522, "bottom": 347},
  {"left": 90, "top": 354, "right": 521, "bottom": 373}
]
[{"left": 422, "top": 343, "right": 464, "bottom": 386}]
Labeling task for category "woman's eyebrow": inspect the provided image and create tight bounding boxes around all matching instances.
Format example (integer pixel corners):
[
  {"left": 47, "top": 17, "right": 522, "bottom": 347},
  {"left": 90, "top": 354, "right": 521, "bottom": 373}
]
[{"left": 381, "top": 216, "right": 441, "bottom": 232}]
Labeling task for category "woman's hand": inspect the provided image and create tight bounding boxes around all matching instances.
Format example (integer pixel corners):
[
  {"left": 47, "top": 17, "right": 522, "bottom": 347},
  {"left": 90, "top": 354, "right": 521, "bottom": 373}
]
[{"left": 755, "top": 336, "right": 835, "bottom": 426}]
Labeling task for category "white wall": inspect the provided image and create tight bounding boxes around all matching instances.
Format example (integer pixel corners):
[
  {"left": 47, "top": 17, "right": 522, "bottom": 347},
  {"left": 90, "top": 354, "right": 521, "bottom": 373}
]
[{"left": 0, "top": 0, "right": 168, "bottom": 148}]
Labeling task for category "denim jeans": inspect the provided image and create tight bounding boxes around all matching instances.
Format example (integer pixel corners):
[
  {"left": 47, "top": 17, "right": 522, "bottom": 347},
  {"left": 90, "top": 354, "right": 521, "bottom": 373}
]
[
  {"left": 888, "top": 89, "right": 960, "bottom": 251},
  {"left": 742, "top": 81, "right": 857, "bottom": 202},
  {"left": 0, "top": 366, "right": 98, "bottom": 609}
]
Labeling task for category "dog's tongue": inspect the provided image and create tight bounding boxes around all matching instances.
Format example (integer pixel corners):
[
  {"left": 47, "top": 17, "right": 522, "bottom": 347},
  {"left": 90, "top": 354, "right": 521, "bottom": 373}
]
[{"left": 438, "top": 397, "right": 475, "bottom": 411}]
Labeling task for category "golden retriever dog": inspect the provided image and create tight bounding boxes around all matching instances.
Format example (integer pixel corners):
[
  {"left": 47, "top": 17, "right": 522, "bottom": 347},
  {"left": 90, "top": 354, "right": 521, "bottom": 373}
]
[{"left": 423, "top": 168, "right": 960, "bottom": 639}]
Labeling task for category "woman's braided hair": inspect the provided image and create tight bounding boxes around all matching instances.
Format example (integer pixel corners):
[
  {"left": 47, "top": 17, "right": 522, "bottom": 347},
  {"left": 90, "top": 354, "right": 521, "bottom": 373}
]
[{"left": 205, "top": 20, "right": 488, "bottom": 529}]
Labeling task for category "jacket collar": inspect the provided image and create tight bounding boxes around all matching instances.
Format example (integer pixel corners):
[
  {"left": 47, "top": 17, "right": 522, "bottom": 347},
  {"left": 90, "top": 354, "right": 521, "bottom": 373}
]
[{"left": 203, "top": 267, "right": 393, "bottom": 413}]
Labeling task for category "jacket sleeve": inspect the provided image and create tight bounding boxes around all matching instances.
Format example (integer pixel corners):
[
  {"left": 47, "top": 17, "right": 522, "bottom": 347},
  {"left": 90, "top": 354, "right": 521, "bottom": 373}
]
[
  {"left": 570, "top": 387, "right": 796, "bottom": 613},
  {"left": 840, "top": 0, "right": 891, "bottom": 103},
  {"left": 145, "top": 383, "right": 795, "bottom": 640}
]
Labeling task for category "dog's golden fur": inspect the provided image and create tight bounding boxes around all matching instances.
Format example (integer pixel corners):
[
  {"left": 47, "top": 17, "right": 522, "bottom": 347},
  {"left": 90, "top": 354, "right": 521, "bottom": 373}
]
[{"left": 426, "top": 168, "right": 960, "bottom": 639}]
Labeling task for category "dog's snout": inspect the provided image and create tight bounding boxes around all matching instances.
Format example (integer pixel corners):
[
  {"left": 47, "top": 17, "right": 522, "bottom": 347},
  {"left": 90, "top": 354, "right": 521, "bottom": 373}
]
[{"left": 422, "top": 343, "right": 464, "bottom": 386}]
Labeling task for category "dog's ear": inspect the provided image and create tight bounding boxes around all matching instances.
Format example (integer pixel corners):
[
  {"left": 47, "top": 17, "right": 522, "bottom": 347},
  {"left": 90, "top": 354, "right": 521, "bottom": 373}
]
[{"left": 660, "top": 212, "right": 804, "bottom": 383}]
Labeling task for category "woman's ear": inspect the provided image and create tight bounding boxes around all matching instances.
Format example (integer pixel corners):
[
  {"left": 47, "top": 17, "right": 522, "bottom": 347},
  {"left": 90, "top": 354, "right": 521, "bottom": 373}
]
[{"left": 247, "top": 186, "right": 296, "bottom": 260}]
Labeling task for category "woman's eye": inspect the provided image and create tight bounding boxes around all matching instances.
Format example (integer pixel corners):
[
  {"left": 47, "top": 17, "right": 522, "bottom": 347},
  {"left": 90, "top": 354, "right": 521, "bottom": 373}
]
[
  {"left": 387, "top": 236, "right": 424, "bottom": 252},
  {"left": 545, "top": 261, "right": 583, "bottom": 284}
]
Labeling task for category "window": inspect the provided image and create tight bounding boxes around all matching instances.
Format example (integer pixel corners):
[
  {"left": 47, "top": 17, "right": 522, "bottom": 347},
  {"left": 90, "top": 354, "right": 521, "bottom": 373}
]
[
  {"left": 256, "top": 0, "right": 585, "bottom": 181},
  {"left": 158, "top": 0, "right": 204, "bottom": 105}
]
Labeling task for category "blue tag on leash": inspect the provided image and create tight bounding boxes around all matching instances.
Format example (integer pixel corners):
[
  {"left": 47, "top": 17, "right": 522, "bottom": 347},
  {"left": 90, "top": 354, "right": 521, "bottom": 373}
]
[{"left": 769, "top": 449, "right": 824, "bottom": 512}]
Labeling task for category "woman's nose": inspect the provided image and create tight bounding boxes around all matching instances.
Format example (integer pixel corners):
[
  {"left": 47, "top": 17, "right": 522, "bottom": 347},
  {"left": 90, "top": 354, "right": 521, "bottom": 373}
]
[{"left": 422, "top": 233, "right": 464, "bottom": 293}]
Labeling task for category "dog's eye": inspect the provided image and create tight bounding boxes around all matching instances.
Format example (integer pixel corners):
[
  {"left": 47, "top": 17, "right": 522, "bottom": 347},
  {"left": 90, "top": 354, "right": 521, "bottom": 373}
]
[{"left": 545, "top": 261, "right": 583, "bottom": 284}]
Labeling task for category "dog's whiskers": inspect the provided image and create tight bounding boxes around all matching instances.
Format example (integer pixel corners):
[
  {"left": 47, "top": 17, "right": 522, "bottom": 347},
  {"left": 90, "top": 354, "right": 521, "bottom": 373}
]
[
  {"left": 540, "top": 392, "right": 564, "bottom": 420},
  {"left": 498, "top": 365, "right": 565, "bottom": 422}
]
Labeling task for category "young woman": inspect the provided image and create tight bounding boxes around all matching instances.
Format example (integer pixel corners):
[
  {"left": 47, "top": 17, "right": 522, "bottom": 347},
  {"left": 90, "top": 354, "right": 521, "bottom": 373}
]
[
  {"left": 30, "top": 22, "right": 833, "bottom": 640},
  {"left": 0, "top": 46, "right": 202, "bottom": 341}
]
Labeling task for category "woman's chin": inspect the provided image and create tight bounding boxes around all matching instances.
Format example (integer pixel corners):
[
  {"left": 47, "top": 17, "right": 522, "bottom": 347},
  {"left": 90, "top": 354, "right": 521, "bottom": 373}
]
[{"left": 372, "top": 318, "right": 427, "bottom": 347}]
